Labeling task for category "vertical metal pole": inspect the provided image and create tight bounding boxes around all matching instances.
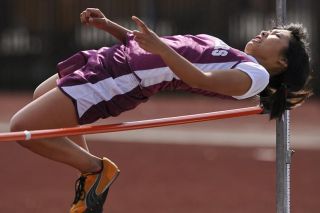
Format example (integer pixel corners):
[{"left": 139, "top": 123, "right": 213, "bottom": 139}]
[
  {"left": 276, "top": 2, "right": 291, "bottom": 213},
  {"left": 276, "top": 111, "right": 291, "bottom": 213},
  {"left": 276, "top": 0, "right": 287, "bottom": 25}
]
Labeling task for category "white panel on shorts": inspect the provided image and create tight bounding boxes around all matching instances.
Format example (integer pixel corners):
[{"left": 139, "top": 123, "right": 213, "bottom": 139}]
[{"left": 60, "top": 73, "right": 140, "bottom": 117}]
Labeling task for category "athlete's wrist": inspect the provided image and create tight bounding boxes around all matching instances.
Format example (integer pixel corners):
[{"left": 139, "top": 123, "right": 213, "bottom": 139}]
[{"left": 102, "top": 19, "right": 112, "bottom": 31}]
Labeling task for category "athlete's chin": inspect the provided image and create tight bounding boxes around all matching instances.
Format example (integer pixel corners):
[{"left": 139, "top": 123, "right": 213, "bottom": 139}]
[{"left": 244, "top": 41, "right": 254, "bottom": 54}]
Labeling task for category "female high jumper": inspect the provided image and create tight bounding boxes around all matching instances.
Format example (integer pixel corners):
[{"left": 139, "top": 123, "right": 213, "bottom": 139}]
[{"left": 10, "top": 8, "right": 312, "bottom": 213}]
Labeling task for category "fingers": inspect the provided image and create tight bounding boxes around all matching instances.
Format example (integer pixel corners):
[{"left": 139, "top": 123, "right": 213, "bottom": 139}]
[
  {"left": 84, "top": 8, "right": 103, "bottom": 18},
  {"left": 80, "top": 11, "right": 87, "bottom": 24},
  {"left": 132, "top": 30, "right": 144, "bottom": 42},
  {"left": 132, "top": 30, "right": 143, "bottom": 37},
  {"left": 131, "top": 16, "right": 164, "bottom": 54},
  {"left": 132, "top": 16, "right": 150, "bottom": 34},
  {"left": 88, "top": 17, "right": 106, "bottom": 26},
  {"left": 80, "top": 8, "right": 104, "bottom": 24}
]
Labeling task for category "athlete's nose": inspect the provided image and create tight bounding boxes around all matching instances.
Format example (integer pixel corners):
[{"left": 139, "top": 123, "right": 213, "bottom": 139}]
[{"left": 261, "top": 30, "right": 270, "bottom": 38}]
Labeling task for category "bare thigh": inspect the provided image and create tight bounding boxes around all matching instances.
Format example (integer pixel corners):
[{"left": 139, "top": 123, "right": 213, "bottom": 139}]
[
  {"left": 10, "top": 88, "right": 101, "bottom": 172},
  {"left": 12, "top": 87, "right": 79, "bottom": 130},
  {"left": 32, "top": 74, "right": 88, "bottom": 150}
]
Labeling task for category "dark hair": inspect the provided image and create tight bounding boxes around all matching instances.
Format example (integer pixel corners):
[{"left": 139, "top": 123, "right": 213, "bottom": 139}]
[{"left": 260, "top": 23, "right": 313, "bottom": 119}]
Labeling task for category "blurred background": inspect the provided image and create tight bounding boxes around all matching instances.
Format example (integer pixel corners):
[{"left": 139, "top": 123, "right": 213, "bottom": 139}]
[
  {"left": 0, "top": 0, "right": 319, "bottom": 92},
  {"left": 0, "top": 0, "right": 319, "bottom": 213}
]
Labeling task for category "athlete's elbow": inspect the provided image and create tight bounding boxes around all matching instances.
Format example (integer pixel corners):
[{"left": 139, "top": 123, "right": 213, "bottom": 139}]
[
  {"left": 188, "top": 77, "right": 210, "bottom": 89},
  {"left": 195, "top": 83, "right": 249, "bottom": 97},
  {"left": 222, "top": 85, "right": 251, "bottom": 96}
]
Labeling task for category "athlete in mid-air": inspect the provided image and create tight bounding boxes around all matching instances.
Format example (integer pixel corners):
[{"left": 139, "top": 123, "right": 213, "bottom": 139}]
[{"left": 10, "top": 8, "right": 311, "bottom": 213}]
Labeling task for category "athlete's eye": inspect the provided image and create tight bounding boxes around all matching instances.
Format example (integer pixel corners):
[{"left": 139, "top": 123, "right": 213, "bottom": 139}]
[{"left": 271, "top": 30, "right": 281, "bottom": 38}]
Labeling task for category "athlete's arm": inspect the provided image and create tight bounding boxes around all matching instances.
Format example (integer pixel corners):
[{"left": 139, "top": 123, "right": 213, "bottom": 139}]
[
  {"left": 80, "top": 8, "right": 131, "bottom": 43},
  {"left": 131, "top": 16, "right": 251, "bottom": 96}
]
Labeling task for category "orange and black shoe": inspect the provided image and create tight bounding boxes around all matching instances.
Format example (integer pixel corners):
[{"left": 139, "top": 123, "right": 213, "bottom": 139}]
[{"left": 70, "top": 157, "right": 120, "bottom": 213}]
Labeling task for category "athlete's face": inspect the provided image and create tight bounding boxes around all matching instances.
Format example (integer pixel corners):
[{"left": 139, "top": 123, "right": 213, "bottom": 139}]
[{"left": 245, "top": 29, "right": 291, "bottom": 75}]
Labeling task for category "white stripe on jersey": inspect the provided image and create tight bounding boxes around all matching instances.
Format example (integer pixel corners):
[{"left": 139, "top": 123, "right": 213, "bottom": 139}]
[
  {"left": 61, "top": 61, "right": 244, "bottom": 117},
  {"left": 134, "top": 61, "right": 239, "bottom": 87},
  {"left": 195, "top": 62, "right": 239, "bottom": 72},
  {"left": 134, "top": 67, "right": 178, "bottom": 88}
]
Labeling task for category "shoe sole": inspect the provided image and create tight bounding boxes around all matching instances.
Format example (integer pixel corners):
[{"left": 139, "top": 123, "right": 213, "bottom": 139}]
[
  {"left": 82, "top": 159, "right": 120, "bottom": 213},
  {"left": 102, "top": 157, "right": 120, "bottom": 191}
]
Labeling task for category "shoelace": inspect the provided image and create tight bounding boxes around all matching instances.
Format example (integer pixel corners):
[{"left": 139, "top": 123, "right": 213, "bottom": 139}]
[{"left": 73, "top": 175, "right": 87, "bottom": 204}]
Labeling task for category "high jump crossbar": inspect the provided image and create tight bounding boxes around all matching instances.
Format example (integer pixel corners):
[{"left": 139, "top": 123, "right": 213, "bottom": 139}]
[{"left": 0, "top": 106, "right": 263, "bottom": 142}]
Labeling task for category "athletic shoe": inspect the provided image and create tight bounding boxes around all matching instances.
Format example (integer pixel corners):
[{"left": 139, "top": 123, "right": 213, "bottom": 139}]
[{"left": 70, "top": 157, "right": 120, "bottom": 213}]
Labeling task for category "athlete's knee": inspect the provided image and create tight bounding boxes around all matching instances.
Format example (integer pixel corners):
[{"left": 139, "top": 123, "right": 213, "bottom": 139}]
[
  {"left": 33, "top": 85, "right": 44, "bottom": 100},
  {"left": 10, "top": 113, "right": 23, "bottom": 132},
  {"left": 10, "top": 114, "right": 32, "bottom": 148},
  {"left": 33, "top": 74, "right": 59, "bottom": 100}
]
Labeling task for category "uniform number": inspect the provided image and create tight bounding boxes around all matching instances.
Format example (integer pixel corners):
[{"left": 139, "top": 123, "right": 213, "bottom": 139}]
[{"left": 212, "top": 49, "right": 228, "bottom": 56}]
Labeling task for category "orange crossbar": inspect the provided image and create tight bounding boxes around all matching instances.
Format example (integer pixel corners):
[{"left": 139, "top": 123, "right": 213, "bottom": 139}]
[{"left": 0, "top": 106, "right": 263, "bottom": 142}]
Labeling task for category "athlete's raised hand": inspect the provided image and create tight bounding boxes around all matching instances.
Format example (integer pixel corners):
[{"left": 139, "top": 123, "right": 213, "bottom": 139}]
[
  {"left": 80, "top": 8, "right": 109, "bottom": 30},
  {"left": 132, "top": 16, "right": 169, "bottom": 55}
]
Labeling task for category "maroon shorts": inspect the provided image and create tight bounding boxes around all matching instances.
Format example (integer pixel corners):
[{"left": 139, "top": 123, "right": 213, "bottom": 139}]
[{"left": 56, "top": 45, "right": 148, "bottom": 125}]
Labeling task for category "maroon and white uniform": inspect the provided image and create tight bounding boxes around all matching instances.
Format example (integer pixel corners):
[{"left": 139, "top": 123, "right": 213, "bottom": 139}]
[{"left": 57, "top": 33, "right": 269, "bottom": 124}]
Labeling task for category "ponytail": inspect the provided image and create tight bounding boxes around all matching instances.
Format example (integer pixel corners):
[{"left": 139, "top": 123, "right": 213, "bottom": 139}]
[
  {"left": 260, "top": 81, "right": 311, "bottom": 119},
  {"left": 260, "top": 77, "right": 288, "bottom": 119}
]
